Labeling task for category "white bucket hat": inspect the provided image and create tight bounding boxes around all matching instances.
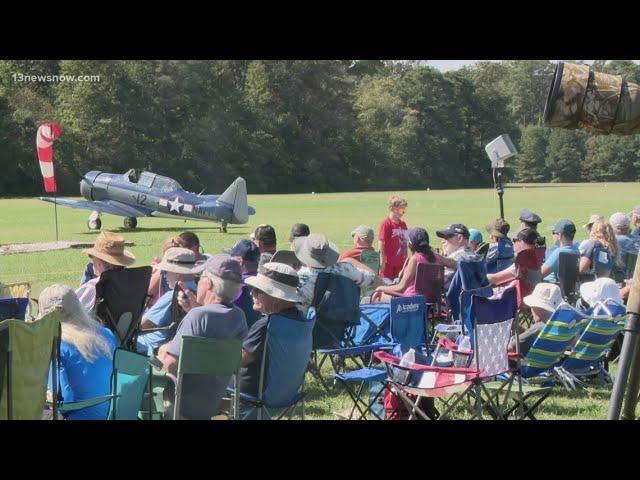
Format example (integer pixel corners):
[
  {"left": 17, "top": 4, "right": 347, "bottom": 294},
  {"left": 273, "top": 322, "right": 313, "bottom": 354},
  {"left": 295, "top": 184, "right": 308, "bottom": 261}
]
[
  {"left": 580, "top": 277, "right": 623, "bottom": 306},
  {"left": 523, "top": 283, "right": 563, "bottom": 312},
  {"left": 157, "top": 247, "right": 197, "bottom": 274},
  {"left": 245, "top": 262, "right": 300, "bottom": 303}
]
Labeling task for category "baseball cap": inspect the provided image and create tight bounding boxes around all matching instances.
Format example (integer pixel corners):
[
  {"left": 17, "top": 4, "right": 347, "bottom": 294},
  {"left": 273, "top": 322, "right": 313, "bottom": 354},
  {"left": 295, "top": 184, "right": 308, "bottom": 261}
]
[
  {"left": 583, "top": 214, "right": 604, "bottom": 230},
  {"left": 549, "top": 219, "right": 576, "bottom": 236},
  {"left": 609, "top": 212, "right": 631, "bottom": 230},
  {"left": 223, "top": 239, "right": 261, "bottom": 263},
  {"left": 436, "top": 224, "right": 470, "bottom": 239},
  {"left": 485, "top": 218, "right": 510, "bottom": 238},
  {"left": 351, "top": 225, "right": 374, "bottom": 244},
  {"left": 407, "top": 227, "right": 429, "bottom": 249},
  {"left": 190, "top": 254, "right": 242, "bottom": 282},
  {"left": 468, "top": 229, "right": 483, "bottom": 244}
]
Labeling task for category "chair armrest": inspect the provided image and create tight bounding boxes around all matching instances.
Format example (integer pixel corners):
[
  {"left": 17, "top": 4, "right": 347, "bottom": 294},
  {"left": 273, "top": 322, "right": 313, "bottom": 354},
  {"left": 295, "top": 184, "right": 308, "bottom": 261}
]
[
  {"left": 50, "top": 394, "right": 118, "bottom": 414},
  {"left": 139, "top": 322, "right": 176, "bottom": 333},
  {"left": 318, "top": 343, "right": 396, "bottom": 357}
]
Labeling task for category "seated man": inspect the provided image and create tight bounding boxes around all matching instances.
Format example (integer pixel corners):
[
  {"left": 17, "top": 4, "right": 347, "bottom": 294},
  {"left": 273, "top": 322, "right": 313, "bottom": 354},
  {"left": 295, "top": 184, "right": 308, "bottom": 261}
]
[
  {"left": 508, "top": 283, "right": 562, "bottom": 355},
  {"left": 294, "top": 233, "right": 375, "bottom": 314},
  {"left": 159, "top": 255, "right": 248, "bottom": 420},
  {"left": 540, "top": 219, "right": 579, "bottom": 283},
  {"left": 485, "top": 218, "right": 511, "bottom": 264},
  {"left": 339, "top": 225, "right": 375, "bottom": 262},
  {"left": 253, "top": 224, "right": 278, "bottom": 268},
  {"left": 76, "top": 231, "right": 136, "bottom": 312},
  {"left": 611, "top": 212, "right": 640, "bottom": 256},
  {"left": 239, "top": 262, "right": 306, "bottom": 398},
  {"left": 225, "top": 239, "right": 261, "bottom": 327},
  {"left": 136, "top": 247, "right": 197, "bottom": 354},
  {"left": 487, "top": 227, "right": 538, "bottom": 287},
  {"left": 435, "top": 224, "right": 481, "bottom": 289}
]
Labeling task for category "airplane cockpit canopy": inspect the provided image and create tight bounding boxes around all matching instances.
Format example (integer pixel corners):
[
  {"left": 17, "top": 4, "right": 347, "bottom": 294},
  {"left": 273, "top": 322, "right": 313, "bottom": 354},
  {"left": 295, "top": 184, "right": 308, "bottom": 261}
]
[{"left": 137, "top": 171, "right": 182, "bottom": 191}]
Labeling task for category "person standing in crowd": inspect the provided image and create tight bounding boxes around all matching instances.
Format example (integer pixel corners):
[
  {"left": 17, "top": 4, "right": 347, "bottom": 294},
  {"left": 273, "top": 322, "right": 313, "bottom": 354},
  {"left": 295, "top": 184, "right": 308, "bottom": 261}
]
[
  {"left": 76, "top": 231, "right": 136, "bottom": 312},
  {"left": 379, "top": 195, "right": 408, "bottom": 281},
  {"left": 540, "top": 219, "right": 579, "bottom": 283},
  {"left": 339, "top": 225, "right": 375, "bottom": 262},
  {"left": 40, "top": 284, "right": 117, "bottom": 420}
]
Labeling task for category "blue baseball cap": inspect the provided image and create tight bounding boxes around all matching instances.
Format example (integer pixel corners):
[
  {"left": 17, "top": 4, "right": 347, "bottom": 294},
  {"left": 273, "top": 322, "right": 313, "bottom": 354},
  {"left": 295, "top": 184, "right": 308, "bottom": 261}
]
[
  {"left": 550, "top": 219, "right": 576, "bottom": 236},
  {"left": 223, "top": 239, "right": 261, "bottom": 263},
  {"left": 407, "top": 227, "right": 430, "bottom": 249},
  {"left": 468, "top": 229, "right": 483, "bottom": 244}
]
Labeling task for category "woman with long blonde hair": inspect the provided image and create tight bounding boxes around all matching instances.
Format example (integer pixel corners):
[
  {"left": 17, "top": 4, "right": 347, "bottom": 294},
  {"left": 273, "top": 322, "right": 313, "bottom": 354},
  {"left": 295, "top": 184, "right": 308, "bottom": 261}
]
[
  {"left": 39, "top": 284, "right": 117, "bottom": 420},
  {"left": 578, "top": 218, "right": 619, "bottom": 277}
]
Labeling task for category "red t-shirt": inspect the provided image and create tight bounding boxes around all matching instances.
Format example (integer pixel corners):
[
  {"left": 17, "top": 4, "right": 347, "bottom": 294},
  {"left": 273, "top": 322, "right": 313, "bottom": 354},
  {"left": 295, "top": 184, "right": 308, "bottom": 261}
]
[{"left": 379, "top": 217, "right": 408, "bottom": 266}]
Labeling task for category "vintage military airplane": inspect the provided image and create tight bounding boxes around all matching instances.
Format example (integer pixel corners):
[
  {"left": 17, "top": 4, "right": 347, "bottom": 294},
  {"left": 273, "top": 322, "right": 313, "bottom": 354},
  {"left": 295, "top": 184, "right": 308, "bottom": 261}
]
[{"left": 39, "top": 169, "right": 255, "bottom": 233}]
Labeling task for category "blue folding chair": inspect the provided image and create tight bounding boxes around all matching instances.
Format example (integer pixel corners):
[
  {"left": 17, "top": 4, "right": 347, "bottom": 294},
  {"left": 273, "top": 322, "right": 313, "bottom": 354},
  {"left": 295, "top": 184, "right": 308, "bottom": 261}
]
[
  {"left": 486, "top": 238, "right": 515, "bottom": 274},
  {"left": 234, "top": 313, "right": 315, "bottom": 420},
  {"left": 331, "top": 296, "right": 428, "bottom": 420}
]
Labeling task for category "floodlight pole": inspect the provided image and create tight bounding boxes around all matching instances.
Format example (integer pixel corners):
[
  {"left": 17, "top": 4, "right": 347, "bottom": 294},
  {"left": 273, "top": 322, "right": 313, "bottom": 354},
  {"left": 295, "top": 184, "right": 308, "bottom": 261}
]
[{"left": 607, "top": 256, "right": 640, "bottom": 420}]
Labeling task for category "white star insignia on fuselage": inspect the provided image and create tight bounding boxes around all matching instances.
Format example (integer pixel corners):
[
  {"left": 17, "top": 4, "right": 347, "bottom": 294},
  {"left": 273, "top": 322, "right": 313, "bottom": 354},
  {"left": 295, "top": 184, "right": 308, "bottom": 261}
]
[{"left": 168, "top": 196, "right": 183, "bottom": 213}]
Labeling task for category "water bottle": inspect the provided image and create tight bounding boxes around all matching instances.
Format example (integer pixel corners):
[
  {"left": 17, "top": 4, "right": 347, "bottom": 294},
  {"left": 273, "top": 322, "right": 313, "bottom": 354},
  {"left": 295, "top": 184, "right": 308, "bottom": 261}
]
[
  {"left": 454, "top": 336, "right": 471, "bottom": 368},
  {"left": 395, "top": 348, "right": 416, "bottom": 383}
]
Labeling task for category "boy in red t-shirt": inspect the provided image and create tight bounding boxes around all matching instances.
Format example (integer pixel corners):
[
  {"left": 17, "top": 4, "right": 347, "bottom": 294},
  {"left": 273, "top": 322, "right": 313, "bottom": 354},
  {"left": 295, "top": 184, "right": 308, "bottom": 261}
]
[{"left": 379, "top": 195, "right": 408, "bottom": 281}]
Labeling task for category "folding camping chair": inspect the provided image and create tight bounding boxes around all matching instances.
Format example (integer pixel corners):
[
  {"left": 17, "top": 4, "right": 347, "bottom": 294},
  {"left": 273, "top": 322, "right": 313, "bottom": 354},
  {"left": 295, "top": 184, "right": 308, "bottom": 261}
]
[
  {"left": 137, "top": 286, "right": 191, "bottom": 352},
  {"left": 308, "top": 272, "right": 362, "bottom": 390},
  {"left": 230, "top": 313, "right": 315, "bottom": 420},
  {"left": 554, "top": 300, "right": 626, "bottom": 389},
  {"left": 486, "top": 238, "right": 515, "bottom": 274},
  {"left": 152, "top": 336, "right": 243, "bottom": 420},
  {"left": 94, "top": 266, "right": 152, "bottom": 351},
  {"left": 558, "top": 251, "right": 580, "bottom": 304},
  {"left": 376, "top": 288, "right": 518, "bottom": 420},
  {"left": 0, "top": 308, "right": 61, "bottom": 420},
  {"left": 54, "top": 348, "right": 150, "bottom": 420},
  {"left": 0, "top": 298, "right": 30, "bottom": 321},
  {"left": 331, "top": 296, "right": 428, "bottom": 420}
]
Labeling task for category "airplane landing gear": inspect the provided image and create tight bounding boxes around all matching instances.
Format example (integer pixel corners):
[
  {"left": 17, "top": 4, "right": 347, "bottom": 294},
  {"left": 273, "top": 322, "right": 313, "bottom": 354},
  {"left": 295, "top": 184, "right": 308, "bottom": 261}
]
[
  {"left": 87, "top": 211, "right": 101, "bottom": 230},
  {"left": 220, "top": 221, "right": 228, "bottom": 233},
  {"left": 124, "top": 217, "right": 138, "bottom": 229}
]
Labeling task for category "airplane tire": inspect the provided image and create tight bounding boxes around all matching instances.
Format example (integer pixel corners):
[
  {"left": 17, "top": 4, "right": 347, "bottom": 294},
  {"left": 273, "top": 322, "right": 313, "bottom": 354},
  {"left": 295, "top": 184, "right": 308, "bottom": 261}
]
[
  {"left": 88, "top": 218, "right": 102, "bottom": 230},
  {"left": 124, "top": 217, "right": 138, "bottom": 229},
  {"left": 221, "top": 222, "right": 228, "bottom": 233}
]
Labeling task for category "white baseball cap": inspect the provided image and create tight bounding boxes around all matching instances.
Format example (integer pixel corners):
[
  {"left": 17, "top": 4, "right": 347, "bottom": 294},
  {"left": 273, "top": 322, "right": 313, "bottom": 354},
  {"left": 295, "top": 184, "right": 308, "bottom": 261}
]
[
  {"left": 523, "top": 283, "right": 563, "bottom": 312},
  {"left": 609, "top": 212, "right": 631, "bottom": 230},
  {"left": 580, "top": 277, "right": 623, "bottom": 307}
]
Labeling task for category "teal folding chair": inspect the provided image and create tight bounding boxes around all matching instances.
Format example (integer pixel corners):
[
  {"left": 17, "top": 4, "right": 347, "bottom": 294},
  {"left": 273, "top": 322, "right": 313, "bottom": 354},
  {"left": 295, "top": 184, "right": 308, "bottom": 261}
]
[{"left": 56, "top": 348, "right": 150, "bottom": 420}]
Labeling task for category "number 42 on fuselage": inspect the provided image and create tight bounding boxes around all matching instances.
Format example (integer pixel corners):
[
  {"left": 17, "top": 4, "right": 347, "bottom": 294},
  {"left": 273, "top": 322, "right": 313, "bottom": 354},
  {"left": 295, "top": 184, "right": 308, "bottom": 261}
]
[{"left": 39, "top": 169, "right": 256, "bottom": 233}]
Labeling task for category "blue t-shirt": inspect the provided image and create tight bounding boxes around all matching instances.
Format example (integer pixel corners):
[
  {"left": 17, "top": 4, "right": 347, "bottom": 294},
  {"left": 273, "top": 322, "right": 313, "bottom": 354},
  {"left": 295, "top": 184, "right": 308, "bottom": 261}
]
[
  {"left": 49, "top": 327, "right": 117, "bottom": 420},
  {"left": 543, "top": 244, "right": 580, "bottom": 283},
  {"left": 136, "top": 280, "right": 197, "bottom": 354}
]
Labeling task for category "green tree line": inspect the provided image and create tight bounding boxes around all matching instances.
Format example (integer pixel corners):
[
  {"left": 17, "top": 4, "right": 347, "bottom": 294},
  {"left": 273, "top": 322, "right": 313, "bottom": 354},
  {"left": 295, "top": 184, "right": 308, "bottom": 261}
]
[{"left": 1, "top": 59, "right": 639, "bottom": 196}]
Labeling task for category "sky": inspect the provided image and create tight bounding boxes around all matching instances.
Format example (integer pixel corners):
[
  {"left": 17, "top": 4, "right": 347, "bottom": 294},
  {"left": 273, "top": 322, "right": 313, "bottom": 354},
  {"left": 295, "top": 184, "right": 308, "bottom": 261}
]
[{"left": 424, "top": 60, "right": 640, "bottom": 72}]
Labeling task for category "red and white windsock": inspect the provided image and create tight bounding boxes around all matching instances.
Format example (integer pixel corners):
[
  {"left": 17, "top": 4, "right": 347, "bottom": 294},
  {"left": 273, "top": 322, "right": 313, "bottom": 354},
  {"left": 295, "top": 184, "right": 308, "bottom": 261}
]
[{"left": 36, "top": 123, "right": 62, "bottom": 193}]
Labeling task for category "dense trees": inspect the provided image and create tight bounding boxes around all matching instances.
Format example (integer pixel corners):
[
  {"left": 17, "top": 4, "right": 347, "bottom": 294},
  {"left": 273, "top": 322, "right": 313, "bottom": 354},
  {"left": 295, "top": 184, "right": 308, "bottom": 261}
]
[{"left": 0, "top": 59, "right": 638, "bottom": 196}]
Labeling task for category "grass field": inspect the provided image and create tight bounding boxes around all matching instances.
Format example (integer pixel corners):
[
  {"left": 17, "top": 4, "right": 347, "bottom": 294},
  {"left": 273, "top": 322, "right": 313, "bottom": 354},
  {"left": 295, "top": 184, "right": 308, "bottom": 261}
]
[{"left": 1, "top": 182, "right": 639, "bottom": 419}]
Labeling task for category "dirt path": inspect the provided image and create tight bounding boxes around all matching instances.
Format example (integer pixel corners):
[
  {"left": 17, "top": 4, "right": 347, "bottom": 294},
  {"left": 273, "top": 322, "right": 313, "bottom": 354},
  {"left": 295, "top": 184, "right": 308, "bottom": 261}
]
[{"left": 0, "top": 241, "right": 135, "bottom": 256}]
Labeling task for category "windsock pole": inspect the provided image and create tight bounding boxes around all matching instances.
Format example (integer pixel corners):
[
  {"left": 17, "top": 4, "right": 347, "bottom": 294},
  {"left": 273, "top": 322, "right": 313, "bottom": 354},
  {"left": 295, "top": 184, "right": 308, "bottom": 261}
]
[{"left": 54, "top": 191, "right": 59, "bottom": 241}]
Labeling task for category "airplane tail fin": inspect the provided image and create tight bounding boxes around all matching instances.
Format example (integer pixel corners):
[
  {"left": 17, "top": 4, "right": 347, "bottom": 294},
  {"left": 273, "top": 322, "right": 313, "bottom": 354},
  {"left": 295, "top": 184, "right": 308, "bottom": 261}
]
[{"left": 218, "top": 177, "right": 249, "bottom": 224}]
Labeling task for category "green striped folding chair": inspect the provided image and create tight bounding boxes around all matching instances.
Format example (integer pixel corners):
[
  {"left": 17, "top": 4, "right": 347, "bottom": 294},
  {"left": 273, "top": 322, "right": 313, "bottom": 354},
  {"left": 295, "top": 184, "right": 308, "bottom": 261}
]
[{"left": 555, "top": 300, "right": 626, "bottom": 389}]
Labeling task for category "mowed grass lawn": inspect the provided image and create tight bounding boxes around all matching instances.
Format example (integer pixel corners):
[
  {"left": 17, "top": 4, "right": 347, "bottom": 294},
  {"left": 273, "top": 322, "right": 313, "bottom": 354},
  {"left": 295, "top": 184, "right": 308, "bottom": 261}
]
[{"left": 1, "top": 182, "right": 639, "bottom": 419}]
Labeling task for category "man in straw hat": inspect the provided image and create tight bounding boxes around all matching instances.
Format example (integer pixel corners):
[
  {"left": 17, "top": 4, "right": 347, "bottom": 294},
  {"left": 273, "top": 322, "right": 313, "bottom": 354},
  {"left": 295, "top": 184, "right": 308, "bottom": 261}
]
[
  {"left": 158, "top": 255, "right": 248, "bottom": 419},
  {"left": 293, "top": 233, "right": 375, "bottom": 313},
  {"left": 239, "top": 262, "right": 307, "bottom": 398},
  {"left": 76, "top": 231, "right": 136, "bottom": 312},
  {"left": 136, "top": 247, "right": 197, "bottom": 354}
]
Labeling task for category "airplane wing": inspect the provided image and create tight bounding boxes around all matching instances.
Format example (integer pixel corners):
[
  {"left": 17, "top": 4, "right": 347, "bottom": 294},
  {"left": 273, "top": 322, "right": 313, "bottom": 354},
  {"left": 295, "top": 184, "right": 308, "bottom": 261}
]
[{"left": 39, "top": 197, "right": 152, "bottom": 218}]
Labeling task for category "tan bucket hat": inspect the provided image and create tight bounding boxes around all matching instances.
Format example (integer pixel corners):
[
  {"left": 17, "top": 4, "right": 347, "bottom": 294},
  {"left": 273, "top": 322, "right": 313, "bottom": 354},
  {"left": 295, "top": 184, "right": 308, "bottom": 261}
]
[
  {"left": 157, "top": 247, "right": 196, "bottom": 274},
  {"left": 83, "top": 231, "right": 135, "bottom": 267}
]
